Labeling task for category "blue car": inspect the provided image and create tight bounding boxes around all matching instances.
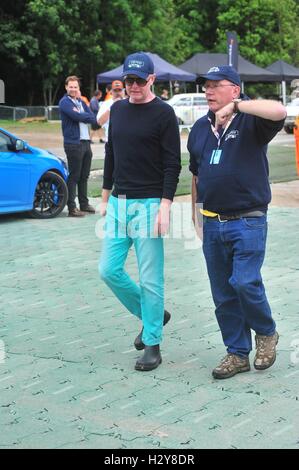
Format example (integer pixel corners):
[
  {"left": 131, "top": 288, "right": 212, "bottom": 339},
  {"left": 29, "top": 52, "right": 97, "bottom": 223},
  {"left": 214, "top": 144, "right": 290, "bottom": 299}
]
[{"left": 0, "top": 127, "right": 68, "bottom": 218}]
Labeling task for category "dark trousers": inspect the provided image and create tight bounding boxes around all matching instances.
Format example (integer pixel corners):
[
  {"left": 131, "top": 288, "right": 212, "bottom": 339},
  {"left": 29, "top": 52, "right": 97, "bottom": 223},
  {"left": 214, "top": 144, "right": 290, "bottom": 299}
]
[{"left": 64, "top": 140, "right": 92, "bottom": 210}]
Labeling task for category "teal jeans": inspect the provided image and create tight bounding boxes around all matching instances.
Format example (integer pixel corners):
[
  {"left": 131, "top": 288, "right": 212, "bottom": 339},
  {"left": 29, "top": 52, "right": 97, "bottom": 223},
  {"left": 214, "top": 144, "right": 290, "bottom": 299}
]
[{"left": 99, "top": 195, "right": 164, "bottom": 346}]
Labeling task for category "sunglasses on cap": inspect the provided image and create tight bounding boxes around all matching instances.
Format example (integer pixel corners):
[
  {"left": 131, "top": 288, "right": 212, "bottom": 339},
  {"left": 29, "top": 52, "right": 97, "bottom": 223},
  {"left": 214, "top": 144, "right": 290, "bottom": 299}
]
[{"left": 124, "top": 76, "right": 149, "bottom": 87}]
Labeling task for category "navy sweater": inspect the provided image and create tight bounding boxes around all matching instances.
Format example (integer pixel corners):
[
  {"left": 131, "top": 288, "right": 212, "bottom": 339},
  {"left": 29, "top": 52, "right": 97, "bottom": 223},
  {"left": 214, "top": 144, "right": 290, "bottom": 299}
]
[
  {"left": 59, "top": 94, "right": 97, "bottom": 144},
  {"left": 103, "top": 97, "right": 181, "bottom": 200},
  {"left": 188, "top": 107, "right": 285, "bottom": 214}
]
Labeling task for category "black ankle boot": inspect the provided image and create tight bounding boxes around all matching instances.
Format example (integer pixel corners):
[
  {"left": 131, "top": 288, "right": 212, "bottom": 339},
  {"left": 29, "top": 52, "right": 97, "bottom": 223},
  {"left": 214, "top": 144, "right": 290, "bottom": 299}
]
[
  {"left": 135, "top": 345, "right": 162, "bottom": 371},
  {"left": 134, "top": 310, "right": 171, "bottom": 351}
]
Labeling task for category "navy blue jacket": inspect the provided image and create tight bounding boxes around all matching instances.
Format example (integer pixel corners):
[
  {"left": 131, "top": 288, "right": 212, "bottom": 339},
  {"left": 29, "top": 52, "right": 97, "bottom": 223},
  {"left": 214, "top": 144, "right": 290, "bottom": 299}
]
[
  {"left": 59, "top": 94, "right": 97, "bottom": 144},
  {"left": 188, "top": 105, "right": 285, "bottom": 214}
]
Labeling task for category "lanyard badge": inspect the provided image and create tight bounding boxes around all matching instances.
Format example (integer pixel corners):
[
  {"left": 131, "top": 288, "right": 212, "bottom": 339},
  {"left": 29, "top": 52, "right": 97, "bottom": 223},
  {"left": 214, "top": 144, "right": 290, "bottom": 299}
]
[
  {"left": 210, "top": 149, "right": 222, "bottom": 164},
  {"left": 208, "top": 115, "right": 235, "bottom": 165}
]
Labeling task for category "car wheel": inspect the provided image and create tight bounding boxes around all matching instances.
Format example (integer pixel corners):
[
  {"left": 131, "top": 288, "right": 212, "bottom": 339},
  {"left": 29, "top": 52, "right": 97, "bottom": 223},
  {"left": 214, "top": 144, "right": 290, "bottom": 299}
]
[
  {"left": 29, "top": 171, "right": 68, "bottom": 219},
  {"left": 284, "top": 125, "right": 293, "bottom": 134}
]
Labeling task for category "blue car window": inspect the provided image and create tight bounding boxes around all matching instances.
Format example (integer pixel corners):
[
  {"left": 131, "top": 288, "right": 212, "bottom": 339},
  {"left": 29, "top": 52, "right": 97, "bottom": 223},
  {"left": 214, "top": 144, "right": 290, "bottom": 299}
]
[{"left": 0, "top": 132, "right": 11, "bottom": 152}]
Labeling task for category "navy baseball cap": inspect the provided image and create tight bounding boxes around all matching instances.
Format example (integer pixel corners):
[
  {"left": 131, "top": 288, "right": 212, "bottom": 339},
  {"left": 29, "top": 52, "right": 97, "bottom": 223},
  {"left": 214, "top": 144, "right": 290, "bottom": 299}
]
[
  {"left": 200, "top": 65, "right": 241, "bottom": 86},
  {"left": 122, "top": 52, "right": 154, "bottom": 79}
]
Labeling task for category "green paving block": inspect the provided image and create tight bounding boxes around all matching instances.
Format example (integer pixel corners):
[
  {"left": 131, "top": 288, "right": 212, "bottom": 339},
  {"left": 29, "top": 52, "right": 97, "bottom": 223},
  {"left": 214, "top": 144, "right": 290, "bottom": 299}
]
[{"left": 1, "top": 205, "right": 299, "bottom": 448}]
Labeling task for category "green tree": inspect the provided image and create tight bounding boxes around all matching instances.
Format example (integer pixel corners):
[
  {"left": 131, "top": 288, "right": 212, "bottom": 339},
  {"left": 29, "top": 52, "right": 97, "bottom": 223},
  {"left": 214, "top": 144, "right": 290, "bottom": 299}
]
[
  {"left": 25, "top": 0, "right": 103, "bottom": 104},
  {"left": 97, "top": 0, "right": 189, "bottom": 69},
  {"left": 216, "top": 0, "right": 299, "bottom": 66},
  {"left": 2, "top": 0, "right": 298, "bottom": 105},
  {"left": 0, "top": 0, "right": 104, "bottom": 104},
  {"left": 173, "top": 0, "right": 220, "bottom": 57}
]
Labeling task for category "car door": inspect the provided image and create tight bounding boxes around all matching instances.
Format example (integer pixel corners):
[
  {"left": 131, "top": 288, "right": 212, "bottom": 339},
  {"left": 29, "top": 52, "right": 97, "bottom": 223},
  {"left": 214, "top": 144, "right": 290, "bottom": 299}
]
[
  {"left": 0, "top": 130, "right": 31, "bottom": 210},
  {"left": 173, "top": 97, "right": 193, "bottom": 124},
  {"left": 193, "top": 96, "right": 209, "bottom": 122}
]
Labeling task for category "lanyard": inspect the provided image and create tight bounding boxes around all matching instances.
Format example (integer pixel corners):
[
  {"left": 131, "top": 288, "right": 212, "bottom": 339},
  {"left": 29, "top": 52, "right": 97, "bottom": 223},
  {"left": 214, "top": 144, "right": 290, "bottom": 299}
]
[{"left": 208, "top": 114, "right": 236, "bottom": 148}]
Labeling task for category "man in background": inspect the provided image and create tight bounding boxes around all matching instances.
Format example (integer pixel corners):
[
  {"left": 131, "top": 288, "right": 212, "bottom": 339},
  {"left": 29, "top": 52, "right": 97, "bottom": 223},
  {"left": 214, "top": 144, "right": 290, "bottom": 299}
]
[
  {"left": 59, "top": 75, "right": 97, "bottom": 217},
  {"left": 90, "top": 89, "right": 103, "bottom": 143},
  {"left": 160, "top": 89, "right": 169, "bottom": 101},
  {"left": 97, "top": 80, "right": 124, "bottom": 143}
]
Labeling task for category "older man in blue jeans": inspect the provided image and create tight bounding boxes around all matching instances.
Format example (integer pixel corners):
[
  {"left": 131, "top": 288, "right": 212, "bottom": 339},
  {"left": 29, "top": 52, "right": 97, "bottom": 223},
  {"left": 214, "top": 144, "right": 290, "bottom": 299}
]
[{"left": 188, "top": 65, "right": 286, "bottom": 379}]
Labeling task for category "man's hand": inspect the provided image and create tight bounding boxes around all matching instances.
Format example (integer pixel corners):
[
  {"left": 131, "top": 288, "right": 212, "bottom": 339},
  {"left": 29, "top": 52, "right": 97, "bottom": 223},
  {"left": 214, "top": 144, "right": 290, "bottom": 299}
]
[
  {"left": 154, "top": 199, "right": 172, "bottom": 236},
  {"left": 215, "top": 102, "right": 235, "bottom": 129},
  {"left": 98, "top": 109, "right": 110, "bottom": 126},
  {"left": 192, "top": 209, "right": 203, "bottom": 241},
  {"left": 100, "top": 189, "right": 111, "bottom": 217},
  {"left": 99, "top": 201, "right": 108, "bottom": 217}
]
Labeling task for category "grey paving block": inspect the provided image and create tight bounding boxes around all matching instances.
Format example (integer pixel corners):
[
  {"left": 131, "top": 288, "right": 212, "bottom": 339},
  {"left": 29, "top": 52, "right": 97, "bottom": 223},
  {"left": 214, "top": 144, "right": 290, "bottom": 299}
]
[{"left": 1, "top": 205, "right": 299, "bottom": 448}]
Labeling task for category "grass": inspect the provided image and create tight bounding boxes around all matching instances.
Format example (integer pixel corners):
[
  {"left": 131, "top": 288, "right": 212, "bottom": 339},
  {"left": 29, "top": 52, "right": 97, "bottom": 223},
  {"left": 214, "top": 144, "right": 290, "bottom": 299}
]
[
  {"left": 1, "top": 119, "right": 297, "bottom": 196},
  {"left": 0, "top": 120, "right": 61, "bottom": 133},
  {"left": 88, "top": 146, "right": 298, "bottom": 198},
  {"left": 267, "top": 145, "right": 298, "bottom": 182}
]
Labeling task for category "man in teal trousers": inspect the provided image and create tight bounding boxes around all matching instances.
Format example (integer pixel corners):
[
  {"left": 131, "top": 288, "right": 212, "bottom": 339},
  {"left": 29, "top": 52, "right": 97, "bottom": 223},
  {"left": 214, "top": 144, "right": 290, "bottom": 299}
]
[{"left": 99, "top": 52, "right": 181, "bottom": 371}]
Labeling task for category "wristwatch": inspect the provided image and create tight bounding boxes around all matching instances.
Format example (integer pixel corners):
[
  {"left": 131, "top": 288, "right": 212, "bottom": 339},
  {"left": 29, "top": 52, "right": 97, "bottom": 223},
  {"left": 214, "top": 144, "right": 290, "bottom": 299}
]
[{"left": 232, "top": 98, "right": 242, "bottom": 113}]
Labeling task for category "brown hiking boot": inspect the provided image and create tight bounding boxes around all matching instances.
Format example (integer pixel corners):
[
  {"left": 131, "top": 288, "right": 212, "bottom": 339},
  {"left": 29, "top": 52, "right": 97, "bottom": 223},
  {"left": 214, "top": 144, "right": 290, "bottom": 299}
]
[
  {"left": 212, "top": 353, "right": 250, "bottom": 379},
  {"left": 254, "top": 331, "right": 279, "bottom": 370}
]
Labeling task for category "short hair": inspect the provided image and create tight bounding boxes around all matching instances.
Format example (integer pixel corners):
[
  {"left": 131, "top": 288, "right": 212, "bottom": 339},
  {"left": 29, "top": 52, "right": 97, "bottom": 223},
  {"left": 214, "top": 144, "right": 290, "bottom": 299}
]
[
  {"left": 94, "top": 89, "right": 102, "bottom": 96},
  {"left": 65, "top": 75, "right": 81, "bottom": 86},
  {"left": 106, "top": 84, "right": 112, "bottom": 91}
]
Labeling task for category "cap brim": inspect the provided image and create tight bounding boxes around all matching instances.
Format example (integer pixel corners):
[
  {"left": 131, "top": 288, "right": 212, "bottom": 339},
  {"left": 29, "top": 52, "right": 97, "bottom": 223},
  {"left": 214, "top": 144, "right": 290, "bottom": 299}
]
[
  {"left": 122, "top": 70, "right": 149, "bottom": 80},
  {"left": 199, "top": 73, "right": 240, "bottom": 86},
  {"left": 200, "top": 73, "right": 226, "bottom": 81}
]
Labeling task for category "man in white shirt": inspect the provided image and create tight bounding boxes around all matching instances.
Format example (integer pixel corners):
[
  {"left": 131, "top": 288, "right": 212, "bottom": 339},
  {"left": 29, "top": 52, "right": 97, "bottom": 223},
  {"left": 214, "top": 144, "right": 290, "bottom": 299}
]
[{"left": 97, "top": 80, "right": 124, "bottom": 142}]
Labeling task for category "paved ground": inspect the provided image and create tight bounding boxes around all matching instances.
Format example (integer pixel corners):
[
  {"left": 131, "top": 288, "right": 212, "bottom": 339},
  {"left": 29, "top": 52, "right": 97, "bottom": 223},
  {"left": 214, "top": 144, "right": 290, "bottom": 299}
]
[{"left": 0, "top": 198, "right": 299, "bottom": 448}]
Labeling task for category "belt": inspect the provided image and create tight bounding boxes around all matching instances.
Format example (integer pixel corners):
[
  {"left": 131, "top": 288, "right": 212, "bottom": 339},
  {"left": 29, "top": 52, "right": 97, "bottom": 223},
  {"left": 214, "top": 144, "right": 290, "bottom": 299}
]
[{"left": 209, "top": 210, "right": 265, "bottom": 222}]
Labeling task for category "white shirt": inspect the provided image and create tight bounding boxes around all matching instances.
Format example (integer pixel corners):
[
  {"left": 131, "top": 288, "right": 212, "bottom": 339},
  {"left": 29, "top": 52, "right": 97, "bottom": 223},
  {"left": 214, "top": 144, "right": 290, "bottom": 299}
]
[
  {"left": 68, "top": 96, "right": 90, "bottom": 140},
  {"left": 97, "top": 98, "right": 114, "bottom": 141}
]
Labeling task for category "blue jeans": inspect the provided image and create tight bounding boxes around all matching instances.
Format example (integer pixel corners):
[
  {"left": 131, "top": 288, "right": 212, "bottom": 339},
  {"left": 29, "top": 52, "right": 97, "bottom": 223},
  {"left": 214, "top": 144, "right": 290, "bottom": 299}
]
[
  {"left": 202, "top": 215, "right": 276, "bottom": 357},
  {"left": 99, "top": 196, "right": 164, "bottom": 346}
]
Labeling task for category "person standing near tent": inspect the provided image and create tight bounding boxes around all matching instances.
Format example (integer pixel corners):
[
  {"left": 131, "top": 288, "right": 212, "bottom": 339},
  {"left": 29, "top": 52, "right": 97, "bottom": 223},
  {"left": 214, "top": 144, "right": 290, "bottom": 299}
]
[
  {"left": 160, "top": 89, "right": 169, "bottom": 101},
  {"left": 97, "top": 80, "right": 124, "bottom": 143},
  {"left": 99, "top": 52, "right": 181, "bottom": 371},
  {"left": 188, "top": 65, "right": 286, "bottom": 379},
  {"left": 89, "top": 89, "right": 103, "bottom": 143},
  {"left": 104, "top": 84, "right": 112, "bottom": 101}
]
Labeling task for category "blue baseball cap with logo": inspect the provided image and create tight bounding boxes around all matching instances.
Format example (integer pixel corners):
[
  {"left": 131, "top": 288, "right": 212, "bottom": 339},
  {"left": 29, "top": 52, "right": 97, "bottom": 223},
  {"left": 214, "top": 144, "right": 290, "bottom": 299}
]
[
  {"left": 122, "top": 52, "right": 154, "bottom": 79},
  {"left": 200, "top": 65, "right": 241, "bottom": 86}
]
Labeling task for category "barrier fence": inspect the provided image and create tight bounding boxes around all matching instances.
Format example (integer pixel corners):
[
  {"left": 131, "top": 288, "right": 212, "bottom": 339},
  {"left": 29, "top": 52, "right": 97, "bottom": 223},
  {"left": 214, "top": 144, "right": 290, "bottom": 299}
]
[{"left": 0, "top": 105, "right": 60, "bottom": 121}]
